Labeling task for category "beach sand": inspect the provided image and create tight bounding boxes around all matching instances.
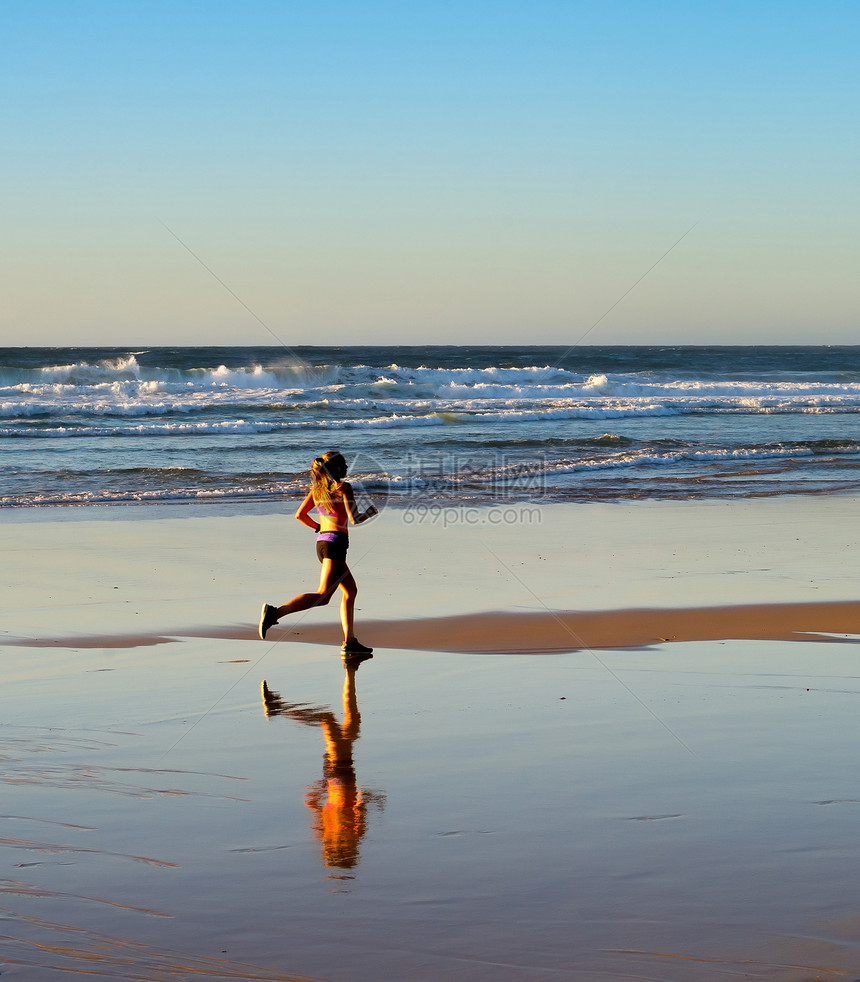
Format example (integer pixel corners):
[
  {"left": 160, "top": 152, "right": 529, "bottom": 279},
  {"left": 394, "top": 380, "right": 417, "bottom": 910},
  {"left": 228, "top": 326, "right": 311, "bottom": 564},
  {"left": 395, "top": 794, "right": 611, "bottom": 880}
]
[{"left": 2, "top": 495, "right": 860, "bottom": 980}]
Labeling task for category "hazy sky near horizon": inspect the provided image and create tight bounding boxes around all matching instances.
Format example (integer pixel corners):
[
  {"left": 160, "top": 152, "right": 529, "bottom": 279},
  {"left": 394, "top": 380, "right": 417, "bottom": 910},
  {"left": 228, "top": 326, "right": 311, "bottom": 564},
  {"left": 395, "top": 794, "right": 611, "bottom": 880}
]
[{"left": 2, "top": 1, "right": 857, "bottom": 347}]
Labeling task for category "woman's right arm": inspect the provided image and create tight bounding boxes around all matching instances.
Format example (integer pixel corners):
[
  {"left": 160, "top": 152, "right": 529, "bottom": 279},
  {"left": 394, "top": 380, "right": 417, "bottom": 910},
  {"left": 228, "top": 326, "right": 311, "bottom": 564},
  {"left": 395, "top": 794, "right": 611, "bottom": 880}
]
[{"left": 295, "top": 490, "right": 320, "bottom": 531}]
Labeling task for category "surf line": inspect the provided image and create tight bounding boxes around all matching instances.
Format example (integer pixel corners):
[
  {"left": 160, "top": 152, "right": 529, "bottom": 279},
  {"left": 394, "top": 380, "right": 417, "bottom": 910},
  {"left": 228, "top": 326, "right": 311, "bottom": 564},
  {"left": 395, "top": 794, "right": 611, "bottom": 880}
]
[{"left": 159, "top": 220, "right": 321, "bottom": 383}]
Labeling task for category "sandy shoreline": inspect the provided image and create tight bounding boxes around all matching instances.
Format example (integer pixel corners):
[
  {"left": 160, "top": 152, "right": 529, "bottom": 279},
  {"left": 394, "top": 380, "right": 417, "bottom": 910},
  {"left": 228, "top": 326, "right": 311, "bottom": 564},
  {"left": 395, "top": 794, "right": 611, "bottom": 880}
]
[
  {"left": 8, "top": 600, "right": 860, "bottom": 653},
  {"left": 3, "top": 495, "right": 860, "bottom": 980},
  {"left": 5, "top": 493, "right": 858, "bottom": 652}
]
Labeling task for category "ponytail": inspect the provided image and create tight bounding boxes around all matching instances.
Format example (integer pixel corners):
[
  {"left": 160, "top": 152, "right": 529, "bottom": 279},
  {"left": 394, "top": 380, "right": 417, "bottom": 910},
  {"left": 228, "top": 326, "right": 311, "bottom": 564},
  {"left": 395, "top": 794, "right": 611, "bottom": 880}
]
[{"left": 310, "top": 451, "right": 347, "bottom": 510}]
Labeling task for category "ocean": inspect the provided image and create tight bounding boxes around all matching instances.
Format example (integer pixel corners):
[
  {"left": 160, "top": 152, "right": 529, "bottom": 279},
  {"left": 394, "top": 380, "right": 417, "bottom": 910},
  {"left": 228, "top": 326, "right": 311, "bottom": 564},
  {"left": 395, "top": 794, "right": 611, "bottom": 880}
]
[{"left": 2, "top": 344, "right": 860, "bottom": 510}]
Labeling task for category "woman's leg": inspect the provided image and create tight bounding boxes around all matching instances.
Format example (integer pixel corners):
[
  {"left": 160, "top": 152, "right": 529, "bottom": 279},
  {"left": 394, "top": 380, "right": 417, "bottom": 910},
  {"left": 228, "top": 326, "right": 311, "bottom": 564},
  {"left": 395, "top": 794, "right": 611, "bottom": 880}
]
[
  {"left": 275, "top": 559, "right": 344, "bottom": 618},
  {"left": 337, "top": 566, "right": 358, "bottom": 643}
]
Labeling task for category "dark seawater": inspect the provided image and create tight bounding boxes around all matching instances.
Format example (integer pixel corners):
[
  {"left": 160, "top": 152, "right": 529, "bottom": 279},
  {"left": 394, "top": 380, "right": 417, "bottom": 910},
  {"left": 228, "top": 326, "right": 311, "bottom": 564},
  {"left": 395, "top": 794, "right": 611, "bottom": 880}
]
[{"left": 2, "top": 345, "right": 860, "bottom": 508}]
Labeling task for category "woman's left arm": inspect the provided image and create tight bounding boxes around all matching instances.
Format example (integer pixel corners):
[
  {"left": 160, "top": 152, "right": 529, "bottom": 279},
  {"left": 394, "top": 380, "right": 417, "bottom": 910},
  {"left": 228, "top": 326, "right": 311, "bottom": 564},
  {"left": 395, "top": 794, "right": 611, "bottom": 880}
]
[{"left": 342, "top": 482, "right": 378, "bottom": 525}]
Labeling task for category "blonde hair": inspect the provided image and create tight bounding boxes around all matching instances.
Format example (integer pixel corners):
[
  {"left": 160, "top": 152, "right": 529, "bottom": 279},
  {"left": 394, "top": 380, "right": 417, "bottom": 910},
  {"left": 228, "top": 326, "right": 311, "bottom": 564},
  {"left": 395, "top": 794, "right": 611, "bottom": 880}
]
[{"left": 311, "top": 451, "right": 348, "bottom": 510}]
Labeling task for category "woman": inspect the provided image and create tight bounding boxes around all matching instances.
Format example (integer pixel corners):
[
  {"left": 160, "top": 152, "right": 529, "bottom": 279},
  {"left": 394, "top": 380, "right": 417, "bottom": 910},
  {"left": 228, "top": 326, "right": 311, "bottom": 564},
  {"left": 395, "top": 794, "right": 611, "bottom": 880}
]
[{"left": 259, "top": 451, "right": 378, "bottom": 656}]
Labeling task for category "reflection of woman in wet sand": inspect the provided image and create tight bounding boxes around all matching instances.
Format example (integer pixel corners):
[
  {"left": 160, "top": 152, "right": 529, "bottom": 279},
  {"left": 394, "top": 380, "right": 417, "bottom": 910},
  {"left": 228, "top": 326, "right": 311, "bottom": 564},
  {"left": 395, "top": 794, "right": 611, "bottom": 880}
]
[
  {"left": 259, "top": 450, "right": 378, "bottom": 656},
  {"left": 261, "top": 660, "right": 385, "bottom": 874}
]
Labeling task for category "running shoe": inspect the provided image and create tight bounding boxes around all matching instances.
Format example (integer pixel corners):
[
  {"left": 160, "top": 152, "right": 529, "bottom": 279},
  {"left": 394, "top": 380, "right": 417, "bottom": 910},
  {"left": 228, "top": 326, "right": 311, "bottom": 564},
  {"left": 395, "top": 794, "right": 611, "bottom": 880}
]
[
  {"left": 341, "top": 638, "right": 373, "bottom": 655},
  {"left": 258, "top": 603, "right": 279, "bottom": 640}
]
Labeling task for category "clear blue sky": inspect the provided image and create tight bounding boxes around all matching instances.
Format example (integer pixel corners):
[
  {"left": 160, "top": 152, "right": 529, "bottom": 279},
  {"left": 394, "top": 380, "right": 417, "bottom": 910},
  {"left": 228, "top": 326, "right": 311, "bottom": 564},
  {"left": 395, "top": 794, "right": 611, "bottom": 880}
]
[{"left": 2, "top": 0, "right": 857, "bottom": 346}]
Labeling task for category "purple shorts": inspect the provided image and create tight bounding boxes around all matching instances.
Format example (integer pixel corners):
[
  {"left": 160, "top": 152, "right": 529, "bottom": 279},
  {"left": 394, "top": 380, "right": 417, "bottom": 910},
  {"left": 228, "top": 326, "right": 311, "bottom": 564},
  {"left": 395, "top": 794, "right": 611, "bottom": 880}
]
[{"left": 316, "top": 530, "right": 349, "bottom": 563}]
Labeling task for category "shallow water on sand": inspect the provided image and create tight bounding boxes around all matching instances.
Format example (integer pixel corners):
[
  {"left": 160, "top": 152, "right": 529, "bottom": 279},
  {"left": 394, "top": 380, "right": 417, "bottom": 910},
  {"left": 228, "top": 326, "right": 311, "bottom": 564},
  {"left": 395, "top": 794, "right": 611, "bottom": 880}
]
[{"left": 5, "top": 633, "right": 860, "bottom": 981}]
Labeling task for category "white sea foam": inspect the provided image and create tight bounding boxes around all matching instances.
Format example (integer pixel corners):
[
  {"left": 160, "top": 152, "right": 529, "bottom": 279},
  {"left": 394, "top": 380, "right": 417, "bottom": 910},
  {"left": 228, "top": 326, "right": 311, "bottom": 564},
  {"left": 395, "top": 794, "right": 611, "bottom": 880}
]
[
  {"left": 538, "top": 445, "right": 819, "bottom": 477},
  {"left": 5, "top": 346, "right": 860, "bottom": 507},
  {"left": 10, "top": 370, "right": 860, "bottom": 414},
  {"left": 0, "top": 412, "right": 453, "bottom": 439},
  {"left": 4, "top": 350, "right": 860, "bottom": 419}
]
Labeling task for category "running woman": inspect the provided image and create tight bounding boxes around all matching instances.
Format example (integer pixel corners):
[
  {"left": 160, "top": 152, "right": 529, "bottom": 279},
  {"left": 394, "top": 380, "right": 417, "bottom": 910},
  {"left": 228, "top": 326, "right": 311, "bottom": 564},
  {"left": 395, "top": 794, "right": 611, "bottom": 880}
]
[{"left": 258, "top": 451, "right": 378, "bottom": 656}]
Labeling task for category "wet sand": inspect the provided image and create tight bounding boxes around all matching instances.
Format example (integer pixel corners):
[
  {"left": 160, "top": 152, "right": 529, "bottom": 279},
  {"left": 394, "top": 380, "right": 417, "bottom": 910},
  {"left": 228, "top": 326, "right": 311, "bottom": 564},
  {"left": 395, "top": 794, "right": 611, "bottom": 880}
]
[
  {"left": 9, "top": 600, "right": 860, "bottom": 655},
  {"left": 2, "top": 496, "right": 860, "bottom": 980}
]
